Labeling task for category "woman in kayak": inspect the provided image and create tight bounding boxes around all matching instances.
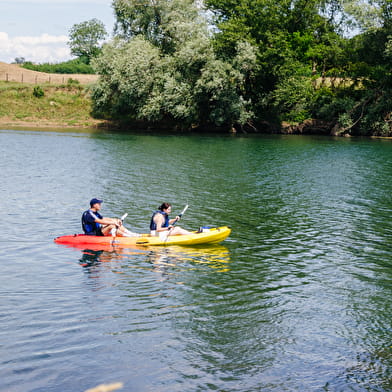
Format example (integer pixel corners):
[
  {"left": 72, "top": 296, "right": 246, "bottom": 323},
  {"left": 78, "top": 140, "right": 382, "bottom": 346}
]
[
  {"left": 82, "top": 198, "right": 138, "bottom": 237},
  {"left": 150, "top": 203, "right": 190, "bottom": 239}
]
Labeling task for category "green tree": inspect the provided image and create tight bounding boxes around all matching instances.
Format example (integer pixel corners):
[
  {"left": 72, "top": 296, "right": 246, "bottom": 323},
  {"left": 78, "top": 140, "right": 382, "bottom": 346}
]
[
  {"left": 205, "top": 1, "right": 340, "bottom": 117},
  {"left": 92, "top": 0, "right": 258, "bottom": 130},
  {"left": 313, "top": 0, "right": 392, "bottom": 136},
  {"left": 68, "top": 18, "right": 107, "bottom": 64},
  {"left": 90, "top": 0, "right": 391, "bottom": 135},
  {"left": 112, "top": 0, "right": 205, "bottom": 53}
]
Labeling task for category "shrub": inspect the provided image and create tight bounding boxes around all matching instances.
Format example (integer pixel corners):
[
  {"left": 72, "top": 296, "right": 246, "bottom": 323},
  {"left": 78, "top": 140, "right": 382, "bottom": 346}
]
[
  {"left": 67, "top": 78, "right": 81, "bottom": 86},
  {"left": 33, "top": 86, "right": 45, "bottom": 98},
  {"left": 272, "top": 73, "right": 315, "bottom": 123}
]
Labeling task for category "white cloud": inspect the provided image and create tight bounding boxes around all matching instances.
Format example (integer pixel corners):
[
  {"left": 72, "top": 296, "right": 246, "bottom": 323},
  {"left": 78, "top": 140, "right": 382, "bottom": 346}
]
[{"left": 0, "top": 32, "right": 71, "bottom": 63}]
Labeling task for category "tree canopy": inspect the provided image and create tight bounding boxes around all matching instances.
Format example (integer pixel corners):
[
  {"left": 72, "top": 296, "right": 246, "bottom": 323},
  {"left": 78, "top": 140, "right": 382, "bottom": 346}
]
[
  {"left": 92, "top": 0, "right": 258, "bottom": 130},
  {"left": 89, "top": 0, "right": 392, "bottom": 135},
  {"left": 69, "top": 18, "right": 108, "bottom": 64}
]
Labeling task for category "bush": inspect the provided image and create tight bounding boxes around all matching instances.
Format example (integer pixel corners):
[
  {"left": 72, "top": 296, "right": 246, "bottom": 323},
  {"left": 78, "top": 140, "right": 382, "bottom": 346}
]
[
  {"left": 67, "top": 78, "right": 81, "bottom": 86},
  {"left": 33, "top": 86, "right": 45, "bottom": 98},
  {"left": 272, "top": 73, "right": 315, "bottom": 123},
  {"left": 313, "top": 92, "right": 356, "bottom": 121}
]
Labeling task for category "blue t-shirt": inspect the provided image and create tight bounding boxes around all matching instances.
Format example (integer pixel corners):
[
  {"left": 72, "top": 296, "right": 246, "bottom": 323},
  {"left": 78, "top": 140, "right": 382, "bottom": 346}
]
[{"left": 82, "top": 209, "right": 103, "bottom": 235}]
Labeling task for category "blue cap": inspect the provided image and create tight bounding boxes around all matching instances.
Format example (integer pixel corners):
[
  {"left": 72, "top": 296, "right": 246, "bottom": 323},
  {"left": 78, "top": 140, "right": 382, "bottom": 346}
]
[{"left": 90, "top": 198, "right": 103, "bottom": 207}]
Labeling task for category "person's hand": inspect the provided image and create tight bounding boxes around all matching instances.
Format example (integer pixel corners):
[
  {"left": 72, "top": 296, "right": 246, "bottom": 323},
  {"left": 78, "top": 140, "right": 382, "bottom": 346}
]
[{"left": 175, "top": 215, "right": 180, "bottom": 221}]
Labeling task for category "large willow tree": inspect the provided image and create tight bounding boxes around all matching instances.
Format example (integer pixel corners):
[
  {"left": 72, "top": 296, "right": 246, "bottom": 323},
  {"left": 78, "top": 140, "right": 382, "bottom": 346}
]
[{"left": 91, "top": 0, "right": 258, "bottom": 130}]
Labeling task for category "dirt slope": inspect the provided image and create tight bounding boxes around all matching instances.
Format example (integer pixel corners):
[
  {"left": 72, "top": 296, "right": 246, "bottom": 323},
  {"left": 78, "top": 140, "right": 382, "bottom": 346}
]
[{"left": 0, "top": 62, "right": 99, "bottom": 84}]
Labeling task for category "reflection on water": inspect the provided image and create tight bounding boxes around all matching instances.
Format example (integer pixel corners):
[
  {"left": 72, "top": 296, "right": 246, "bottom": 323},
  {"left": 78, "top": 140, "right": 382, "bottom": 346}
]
[
  {"left": 325, "top": 347, "right": 392, "bottom": 391},
  {"left": 78, "top": 248, "right": 139, "bottom": 269},
  {"left": 78, "top": 244, "right": 231, "bottom": 273},
  {"left": 146, "top": 245, "right": 231, "bottom": 278}
]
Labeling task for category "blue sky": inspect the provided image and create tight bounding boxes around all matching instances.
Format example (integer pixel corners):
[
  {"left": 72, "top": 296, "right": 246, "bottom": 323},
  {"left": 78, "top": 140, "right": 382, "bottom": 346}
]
[{"left": 0, "top": 0, "right": 115, "bottom": 63}]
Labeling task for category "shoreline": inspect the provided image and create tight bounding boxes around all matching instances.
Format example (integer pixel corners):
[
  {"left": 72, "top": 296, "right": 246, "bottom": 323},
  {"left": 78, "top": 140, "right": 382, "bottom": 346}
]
[
  {"left": 1, "top": 64, "right": 391, "bottom": 138},
  {"left": 0, "top": 118, "right": 107, "bottom": 130},
  {"left": 0, "top": 79, "right": 391, "bottom": 138},
  {"left": 1, "top": 119, "right": 391, "bottom": 139}
]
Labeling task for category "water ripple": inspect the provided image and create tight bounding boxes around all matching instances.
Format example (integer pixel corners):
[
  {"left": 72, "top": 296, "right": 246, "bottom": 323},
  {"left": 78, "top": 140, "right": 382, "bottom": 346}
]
[{"left": 1, "top": 131, "right": 392, "bottom": 391}]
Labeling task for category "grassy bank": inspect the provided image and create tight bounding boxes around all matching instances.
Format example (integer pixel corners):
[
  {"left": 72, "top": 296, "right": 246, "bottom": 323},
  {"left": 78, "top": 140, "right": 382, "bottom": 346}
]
[
  {"left": 0, "top": 81, "right": 104, "bottom": 129},
  {"left": 2, "top": 80, "right": 390, "bottom": 136}
]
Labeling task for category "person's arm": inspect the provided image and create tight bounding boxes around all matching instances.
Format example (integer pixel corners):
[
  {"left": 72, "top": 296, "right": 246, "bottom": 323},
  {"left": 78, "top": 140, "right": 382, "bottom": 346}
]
[
  {"left": 94, "top": 216, "right": 121, "bottom": 227},
  {"left": 169, "top": 216, "right": 180, "bottom": 225}
]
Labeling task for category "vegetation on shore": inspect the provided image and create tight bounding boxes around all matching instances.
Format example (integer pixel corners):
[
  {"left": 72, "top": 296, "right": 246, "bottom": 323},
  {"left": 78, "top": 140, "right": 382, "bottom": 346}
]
[
  {"left": 2, "top": 1, "right": 392, "bottom": 136},
  {"left": 22, "top": 59, "right": 95, "bottom": 75},
  {"left": 90, "top": 0, "right": 392, "bottom": 136},
  {"left": 0, "top": 81, "right": 102, "bottom": 128}
]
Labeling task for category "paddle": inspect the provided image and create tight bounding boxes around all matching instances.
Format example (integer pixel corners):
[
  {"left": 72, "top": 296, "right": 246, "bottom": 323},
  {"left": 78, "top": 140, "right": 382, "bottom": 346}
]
[
  {"left": 111, "top": 213, "right": 128, "bottom": 244},
  {"left": 166, "top": 204, "right": 188, "bottom": 239},
  {"left": 173, "top": 204, "right": 188, "bottom": 226}
]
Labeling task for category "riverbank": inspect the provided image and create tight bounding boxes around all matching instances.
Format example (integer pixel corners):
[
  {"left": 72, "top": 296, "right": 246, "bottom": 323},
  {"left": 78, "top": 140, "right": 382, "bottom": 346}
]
[
  {"left": 0, "top": 81, "right": 106, "bottom": 129},
  {"left": 1, "top": 79, "right": 391, "bottom": 136},
  {"left": 0, "top": 83, "right": 325, "bottom": 133},
  {"left": 0, "top": 63, "right": 104, "bottom": 129}
]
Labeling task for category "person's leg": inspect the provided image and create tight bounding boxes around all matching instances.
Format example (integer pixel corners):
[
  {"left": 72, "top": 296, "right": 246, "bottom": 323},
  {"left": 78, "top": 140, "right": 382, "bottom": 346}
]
[
  {"left": 158, "top": 230, "right": 169, "bottom": 240},
  {"left": 101, "top": 224, "right": 117, "bottom": 236},
  {"left": 117, "top": 226, "right": 140, "bottom": 237},
  {"left": 170, "top": 226, "right": 191, "bottom": 235}
]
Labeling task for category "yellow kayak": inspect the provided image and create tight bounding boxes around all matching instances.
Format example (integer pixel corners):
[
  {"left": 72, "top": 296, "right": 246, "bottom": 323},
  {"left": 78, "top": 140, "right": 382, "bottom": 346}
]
[{"left": 55, "top": 226, "right": 231, "bottom": 247}]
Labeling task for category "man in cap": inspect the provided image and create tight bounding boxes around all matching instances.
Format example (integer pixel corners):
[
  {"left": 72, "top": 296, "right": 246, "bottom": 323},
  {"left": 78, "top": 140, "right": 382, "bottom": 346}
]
[{"left": 81, "top": 198, "right": 138, "bottom": 237}]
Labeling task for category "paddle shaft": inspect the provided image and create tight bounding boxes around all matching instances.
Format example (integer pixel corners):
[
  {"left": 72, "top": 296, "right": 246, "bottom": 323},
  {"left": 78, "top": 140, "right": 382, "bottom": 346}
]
[
  {"left": 172, "top": 204, "right": 188, "bottom": 227},
  {"left": 111, "top": 213, "right": 128, "bottom": 243},
  {"left": 166, "top": 205, "right": 188, "bottom": 240}
]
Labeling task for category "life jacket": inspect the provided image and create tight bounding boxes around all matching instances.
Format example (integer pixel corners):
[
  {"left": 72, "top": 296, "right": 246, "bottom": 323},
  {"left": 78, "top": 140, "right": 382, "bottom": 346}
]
[
  {"left": 150, "top": 210, "right": 169, "bottom": 231},
  {"left": 82, "top": 209, "right": 103, "bottom": 235}
]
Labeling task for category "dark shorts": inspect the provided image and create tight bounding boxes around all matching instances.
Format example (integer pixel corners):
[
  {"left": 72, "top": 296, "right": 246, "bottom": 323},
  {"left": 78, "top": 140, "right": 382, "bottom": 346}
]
[{"left": 85, "top": 228, "right": 103, "bottom": 236}]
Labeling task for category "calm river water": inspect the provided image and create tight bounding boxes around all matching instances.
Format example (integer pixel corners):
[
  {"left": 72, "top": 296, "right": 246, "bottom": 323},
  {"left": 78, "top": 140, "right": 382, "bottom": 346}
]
[{"left": 0, "top": 129, "right": 391, "bottom": 392}]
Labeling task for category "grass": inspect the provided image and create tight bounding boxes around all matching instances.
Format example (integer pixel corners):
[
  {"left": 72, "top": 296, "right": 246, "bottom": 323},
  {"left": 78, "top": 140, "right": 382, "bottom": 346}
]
[{"left": 0, "top": 81, "right": 104, "bottom": 128}]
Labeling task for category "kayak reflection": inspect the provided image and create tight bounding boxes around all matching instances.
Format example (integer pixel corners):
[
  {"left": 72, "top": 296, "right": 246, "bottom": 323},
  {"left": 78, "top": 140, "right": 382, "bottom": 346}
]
[
  {"left": 73, "top": 246, "right": 143, "bottom": 267},
  {"left": 77, "top": 243, "right": 231, "bottom": 272},
  {"left": 146, "top": 244, "right": 231, "bottom": 272}
]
